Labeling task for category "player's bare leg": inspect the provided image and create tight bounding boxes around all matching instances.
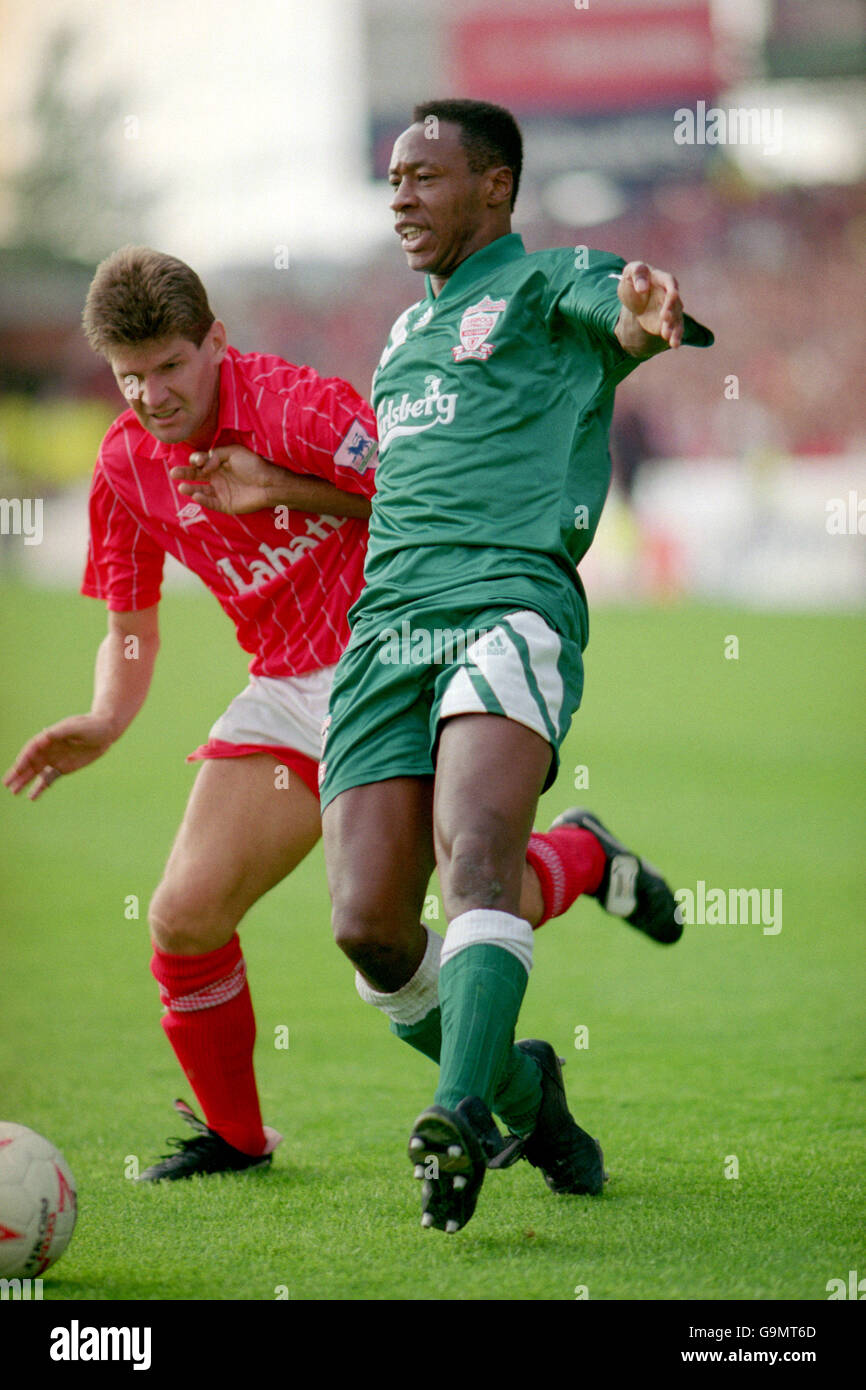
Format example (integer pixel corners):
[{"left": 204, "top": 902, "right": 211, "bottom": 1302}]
[
  {"left": 408, "top": 713, "right": 604, "bottom": 1231},
  {"left": 323, "top": 777, "right": 436, "bottom": 993},
  {"left": 323, "top": 733, "right": 604, "bottom": 1229},
  {"left": 322, "top": 773, "right": 545, "bottom": 1048},
  {"left": 322, "top": 762, "right": 610, "bottom": 1082},
  {"left": 435, "top": 714, "right": 550, "bottom": 919},
  {"left": 141, "top": 753, "right": 321, "bottom": 1179},
  {"left": 324, "top": 776, "right": 507, "bottom": 1227},
  {"left": 321, "top": 774, "right": 602, "bottom": 976},
  {"left": 137, "top": 743, "right": 598, "bottom": 1182},
  {"left": 431, "top": 712, "right": 549, "bottom": 1121},
  {"left": 322, "top": 774, "right": 529, "bottom": 1111},
  {"left": 149, "top": 753, "right": 321, "bottom": 954}
]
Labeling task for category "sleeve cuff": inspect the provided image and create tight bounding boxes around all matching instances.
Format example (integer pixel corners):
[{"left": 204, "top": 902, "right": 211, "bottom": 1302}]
[{"left": 682, "top": 313, "right": 714, "bottom": 348}]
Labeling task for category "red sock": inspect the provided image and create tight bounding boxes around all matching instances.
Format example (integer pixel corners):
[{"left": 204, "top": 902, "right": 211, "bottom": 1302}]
[
  {"left": 526, "top": 827, "right": 606, "bottom": 927},
  {"left": 150, "top": 935, "right": 266, "bottom": 1156}
]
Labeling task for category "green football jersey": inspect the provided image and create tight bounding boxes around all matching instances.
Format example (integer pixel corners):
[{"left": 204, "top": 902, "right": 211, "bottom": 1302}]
[{"left": 351, "top": 234, "right": 712, "bottom": 647}]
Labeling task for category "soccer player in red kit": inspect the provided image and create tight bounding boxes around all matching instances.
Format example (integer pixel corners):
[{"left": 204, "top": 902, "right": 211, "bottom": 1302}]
[
  {"left": 4, "top": 247, "right": 380, "bottom": 1178},
  {"left": 4, "top": 247, "right": 678, "bottom": 1182}
]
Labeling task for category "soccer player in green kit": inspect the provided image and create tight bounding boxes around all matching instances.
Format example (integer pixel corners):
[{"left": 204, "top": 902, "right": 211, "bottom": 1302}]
[{"left": 319, "top": 99, "right": 714, "bottom": 1234}]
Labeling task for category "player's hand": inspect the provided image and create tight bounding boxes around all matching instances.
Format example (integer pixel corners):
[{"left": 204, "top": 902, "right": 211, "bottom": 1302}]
[
  {"left": 617, "top": 262, "right": 684, "bottom": 349},
  {"left": 3, "top": 715, "right": 116, "bottom": 800},
  {"left": 170, "top": 445, "right": 281, "bottom": 514}
]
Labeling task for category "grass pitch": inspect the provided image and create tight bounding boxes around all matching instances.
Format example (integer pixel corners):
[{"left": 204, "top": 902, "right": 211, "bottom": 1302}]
[{"left": 1, "top": 586, "right": 863, "bottom": 1303}]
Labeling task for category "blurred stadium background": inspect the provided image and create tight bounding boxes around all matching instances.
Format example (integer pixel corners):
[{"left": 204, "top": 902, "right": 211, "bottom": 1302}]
[
  {"left": 1, "top": 1, "right": 864, "bottom": 1310},
  {"left": 0, "top": 0, "right": 864, "bottom": 611}
]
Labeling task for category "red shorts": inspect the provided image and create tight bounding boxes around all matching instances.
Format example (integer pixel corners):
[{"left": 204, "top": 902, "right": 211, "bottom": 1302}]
[{"left": 188, "top": 738, "right": 320, "bottom": 800}]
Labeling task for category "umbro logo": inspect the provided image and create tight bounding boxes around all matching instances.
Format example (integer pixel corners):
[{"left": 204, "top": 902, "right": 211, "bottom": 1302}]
[{"left": 176, "top": 503, "right": 205, "bottom": 525}]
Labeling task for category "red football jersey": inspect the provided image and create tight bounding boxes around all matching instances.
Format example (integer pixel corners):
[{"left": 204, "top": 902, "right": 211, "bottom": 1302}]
[{"left": 82, "top": 347, "right": 378, "bottom": 677}]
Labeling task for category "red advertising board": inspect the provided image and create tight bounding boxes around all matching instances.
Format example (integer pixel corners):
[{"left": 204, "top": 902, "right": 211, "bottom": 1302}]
[{"left": 450, "top": 2, "right": 717, "bottom": 114}]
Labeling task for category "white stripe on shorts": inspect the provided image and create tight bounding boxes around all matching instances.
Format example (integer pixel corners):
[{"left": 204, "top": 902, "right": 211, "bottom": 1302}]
[
  {"left": 438, "top": 611, "right": 564, "bottom": 745},
  {"left": 497, "top": 610, "right": 565, "bottom": 738}
]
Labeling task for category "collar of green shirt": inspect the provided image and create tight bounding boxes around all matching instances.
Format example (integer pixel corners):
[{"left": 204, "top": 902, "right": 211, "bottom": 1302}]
[{"left": 424, "top": 232, "right": 526, "bottom": 304}]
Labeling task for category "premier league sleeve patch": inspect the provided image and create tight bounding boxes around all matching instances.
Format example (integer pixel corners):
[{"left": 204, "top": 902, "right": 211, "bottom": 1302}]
[{"left": 334, "top": 419, "right": 378, "bottom": 473}]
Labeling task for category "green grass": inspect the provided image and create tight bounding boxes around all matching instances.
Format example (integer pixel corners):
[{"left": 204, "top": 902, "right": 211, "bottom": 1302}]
[{"left": 1, "top": 587, "right": 864, "bottom": 1301}]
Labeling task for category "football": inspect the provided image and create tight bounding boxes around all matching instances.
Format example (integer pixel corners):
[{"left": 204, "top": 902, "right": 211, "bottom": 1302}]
[{"left": 0, "top": 1123, "right": 77, "bottom": 1279}]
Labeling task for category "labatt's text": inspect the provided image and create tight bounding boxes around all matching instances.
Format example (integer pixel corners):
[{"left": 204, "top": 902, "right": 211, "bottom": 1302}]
[{"left": 216, "top": 514, "right": 344, "bottom": 595}]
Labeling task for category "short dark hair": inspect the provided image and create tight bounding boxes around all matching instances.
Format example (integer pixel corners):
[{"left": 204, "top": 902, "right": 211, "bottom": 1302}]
[
  {"left": 411, "top": 99, "right": 523, "bottom": 209},
  {"left": 83, "top": 246, "right": 215, "bottom": 357}
]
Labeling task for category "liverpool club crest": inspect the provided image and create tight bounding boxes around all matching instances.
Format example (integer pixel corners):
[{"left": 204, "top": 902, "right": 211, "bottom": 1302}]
[{"left": 452, "top": 296, "right": 507, "bottom": 362}]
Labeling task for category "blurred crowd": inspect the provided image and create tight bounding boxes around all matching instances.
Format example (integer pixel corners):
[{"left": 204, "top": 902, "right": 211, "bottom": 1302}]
[
  {"left": 2, "top": 180, "right": 864, "bottom": 491},
  {"left": 236, "top": 180, "right": 866, "bottom": 468},
  {"left": 595, "top": 179, "right": 866, "bottom": 465}
]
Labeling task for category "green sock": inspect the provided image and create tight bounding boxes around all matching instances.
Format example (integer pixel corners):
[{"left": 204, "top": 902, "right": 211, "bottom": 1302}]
[
  {"left": 434, "top": 943, "right": 542, "bottom": 1128},
  {"left": 393, "top": 1007, "right": 541, "bottom": 1135},
  {"left": 493, "top": 1044, "right": 544, "bottom": 1136},
  {"left": 391, "top": 1010, "right": 441, "bottom": 1065}
]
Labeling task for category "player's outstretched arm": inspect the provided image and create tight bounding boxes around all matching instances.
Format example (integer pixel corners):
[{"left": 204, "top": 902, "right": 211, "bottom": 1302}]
[
  {"left": 170, "top": 445, "right": 372, "bottom": 519},
  {"left": 615, "top": 261, "right": 685, "bottom": 357},
  {"left": 3, "top": 605, "right": 160, "bottom": 801}
]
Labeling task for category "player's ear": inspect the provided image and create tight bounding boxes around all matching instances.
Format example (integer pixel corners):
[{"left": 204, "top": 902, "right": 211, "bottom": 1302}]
[
  {"left": 486, "top": 166, "right": 513, "bottom": 210},
  {"left": 207, "top": 320, "right": 228, "bottom": 364}
]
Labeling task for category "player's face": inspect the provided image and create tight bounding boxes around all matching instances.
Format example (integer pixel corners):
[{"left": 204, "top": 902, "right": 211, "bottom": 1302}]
[
  {"left": 108, "top": 323, "right": 227, "bottom": 449},
  {"left": 389, "top": 122, "right": 504, "bottom": 286}
]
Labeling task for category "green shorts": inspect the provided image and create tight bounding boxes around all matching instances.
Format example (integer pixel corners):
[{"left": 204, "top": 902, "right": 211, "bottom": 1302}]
[{"left": 318, "top": 606, "right": 584, "bottom": 810}]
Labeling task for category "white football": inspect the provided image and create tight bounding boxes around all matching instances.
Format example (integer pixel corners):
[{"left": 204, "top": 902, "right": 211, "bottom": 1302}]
[{"left": 0, "top": 1123, "right": 77, "bottom": 1278}]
